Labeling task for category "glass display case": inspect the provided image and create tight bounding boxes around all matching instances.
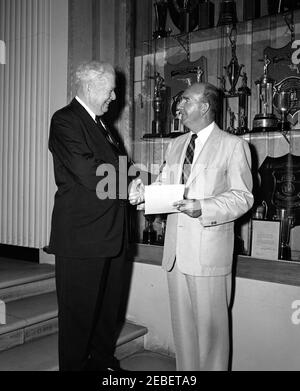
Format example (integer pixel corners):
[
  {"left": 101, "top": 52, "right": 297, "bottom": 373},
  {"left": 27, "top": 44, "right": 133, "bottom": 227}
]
[{"left": 131, "top": 0, "right": 300, "bottom": 261}]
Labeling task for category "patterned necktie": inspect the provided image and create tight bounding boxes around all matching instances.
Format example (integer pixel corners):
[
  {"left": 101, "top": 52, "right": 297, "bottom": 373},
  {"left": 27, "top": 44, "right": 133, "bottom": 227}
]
[
  {"left": 181, "top": 133, "right": 198, "bottom": 184},
  {"left": 95, "top": 116, "right": 118, "bottom": 149}
]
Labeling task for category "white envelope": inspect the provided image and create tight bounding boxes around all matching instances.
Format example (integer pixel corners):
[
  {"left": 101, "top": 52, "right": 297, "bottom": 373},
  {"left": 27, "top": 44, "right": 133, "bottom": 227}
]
[{"left": 144, "top": 184, "right": 185, "bottom": 215}]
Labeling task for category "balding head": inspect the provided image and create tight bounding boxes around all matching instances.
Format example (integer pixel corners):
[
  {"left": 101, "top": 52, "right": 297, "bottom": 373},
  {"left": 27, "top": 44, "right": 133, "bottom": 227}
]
[
  {"left": 186, "top": 82, "right": 219, "bottom": 118},
  {"left": 177, "top": 82, "right": 220, "bottom": 132}
]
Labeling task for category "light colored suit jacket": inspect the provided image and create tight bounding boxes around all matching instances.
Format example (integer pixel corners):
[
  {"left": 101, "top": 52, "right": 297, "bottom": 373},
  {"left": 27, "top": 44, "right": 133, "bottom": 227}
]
[{"left": 159, "top": 123, "right": 253, "bottom": 276}]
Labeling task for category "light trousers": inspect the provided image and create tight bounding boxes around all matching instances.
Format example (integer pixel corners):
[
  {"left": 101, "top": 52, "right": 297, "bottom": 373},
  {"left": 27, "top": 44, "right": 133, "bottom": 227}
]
[{"left": 167, "top": 262, "right": 232, "bottom": 371}]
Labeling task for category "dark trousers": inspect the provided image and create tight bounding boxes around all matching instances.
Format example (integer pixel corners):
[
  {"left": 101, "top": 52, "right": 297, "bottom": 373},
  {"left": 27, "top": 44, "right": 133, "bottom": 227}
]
[{"left": 55, "top": 246, "right": 127, "bottom": 371}]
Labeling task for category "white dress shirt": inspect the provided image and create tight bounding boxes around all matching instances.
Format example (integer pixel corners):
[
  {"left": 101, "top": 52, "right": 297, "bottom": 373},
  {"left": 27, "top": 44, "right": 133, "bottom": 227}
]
[
  {"left": 75, "top": 96, "right": 108, "bottom": 132},
  {"left": 191, "top": 121, "right": 214, "bottom": 168},
  {"left": 75, "top": 96, "right": 96, "bottom": 121}
]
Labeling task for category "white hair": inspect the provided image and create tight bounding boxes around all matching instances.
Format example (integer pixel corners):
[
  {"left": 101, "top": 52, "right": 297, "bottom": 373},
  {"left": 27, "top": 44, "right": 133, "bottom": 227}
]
[{"left": 75, "top": 61, "right": 115, "bottom": 88}]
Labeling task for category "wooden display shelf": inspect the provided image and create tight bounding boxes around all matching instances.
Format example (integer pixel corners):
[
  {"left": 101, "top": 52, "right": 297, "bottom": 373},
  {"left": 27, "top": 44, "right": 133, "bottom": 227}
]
[
  {"left": 140, "top": 9, "right": 300, "bottom": 54},
  {"left": 236, "top": 255, "right": 300, "bottom": 287},
  {"left": 131, "top": 243, "right": 300, "bottom": 287}
]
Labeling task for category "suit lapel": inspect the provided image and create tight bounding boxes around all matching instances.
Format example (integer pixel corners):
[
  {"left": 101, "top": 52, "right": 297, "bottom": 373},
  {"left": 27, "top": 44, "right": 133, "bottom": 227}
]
[{"left": 69, "top": 98, "right": 121, "bottom": 156}]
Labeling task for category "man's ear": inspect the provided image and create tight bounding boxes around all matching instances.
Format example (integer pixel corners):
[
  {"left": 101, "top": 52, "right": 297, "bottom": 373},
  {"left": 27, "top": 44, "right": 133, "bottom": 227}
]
[{"left": 201, "top": 102, "right": 209, "bottom": 115}]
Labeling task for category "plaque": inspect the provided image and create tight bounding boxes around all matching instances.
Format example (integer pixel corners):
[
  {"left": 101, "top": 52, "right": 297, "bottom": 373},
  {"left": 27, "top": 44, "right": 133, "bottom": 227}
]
[
  {"left": 165, "top": 56, "right": 207, "bottom": 135},
  {"left": 258, "top": 154, "right": 300, "bottom": 260},
  {"left": 251, "top": 220, "right": 280, "bottom": 261},
  {"left": 259, "top": 154, "right": 300, "bottom": 219}
]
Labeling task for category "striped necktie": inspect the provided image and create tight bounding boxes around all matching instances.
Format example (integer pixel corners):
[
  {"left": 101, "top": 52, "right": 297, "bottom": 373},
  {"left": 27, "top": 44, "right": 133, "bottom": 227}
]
[{"left": 181, "top": 133, "right": 198, "bottom": 184}]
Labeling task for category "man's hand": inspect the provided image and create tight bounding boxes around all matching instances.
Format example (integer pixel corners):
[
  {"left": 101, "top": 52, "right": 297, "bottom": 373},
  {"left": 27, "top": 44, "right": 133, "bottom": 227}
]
[
  {"left": 129, "top": 178, "right": 145, "bottom": 206},
  {"left": 173, "top": 199, "right": 202, "bottom": 218}
]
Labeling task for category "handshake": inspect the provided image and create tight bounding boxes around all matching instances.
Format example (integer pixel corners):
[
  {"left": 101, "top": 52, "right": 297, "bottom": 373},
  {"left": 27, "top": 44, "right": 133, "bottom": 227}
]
[
  {"left": 129, "top": 178, "right": 145, "bottom": 206},
  {"left": 128, "top": 178, "right": 202, "bottom": 218}
]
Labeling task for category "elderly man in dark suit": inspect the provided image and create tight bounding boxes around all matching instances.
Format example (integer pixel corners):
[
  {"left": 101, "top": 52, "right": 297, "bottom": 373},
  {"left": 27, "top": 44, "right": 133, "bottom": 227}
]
[{"left": 48, "top": 61, "right": 128, "bottom": 371}]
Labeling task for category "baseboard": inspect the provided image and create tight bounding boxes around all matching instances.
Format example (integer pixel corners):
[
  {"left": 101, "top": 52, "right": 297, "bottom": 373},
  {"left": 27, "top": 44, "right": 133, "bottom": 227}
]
[
  {"left": 39, "top": 248, "right": 55, "bottom": 265},
  {"left": 0, "top": 244, "right": 39, "bottom": 263}
]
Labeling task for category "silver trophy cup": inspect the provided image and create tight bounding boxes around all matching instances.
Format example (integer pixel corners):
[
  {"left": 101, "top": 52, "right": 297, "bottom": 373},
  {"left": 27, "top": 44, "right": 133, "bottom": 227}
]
[{"left": 273, "top": 90, "right": 292, "bottom": 133}]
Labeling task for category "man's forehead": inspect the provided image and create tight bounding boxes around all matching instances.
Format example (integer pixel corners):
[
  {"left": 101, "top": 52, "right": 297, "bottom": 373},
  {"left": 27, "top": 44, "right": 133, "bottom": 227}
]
[
  {"left": 94, "top": 73, "right": 115, "bottom": 86},
  {"left": 183, "top": 86, "right": 204, "bottom": 100}
]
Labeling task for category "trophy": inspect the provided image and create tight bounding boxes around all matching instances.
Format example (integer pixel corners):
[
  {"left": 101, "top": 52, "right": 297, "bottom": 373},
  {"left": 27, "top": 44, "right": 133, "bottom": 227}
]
[
  {"left": 224, "top": 27, "right": 244, "bottom": 96},
  {"left": 157, "top": 215, "right": 167, "bottom": 245},
  {"left": 273, "top": 208, "right": 295, "bottom": 260},
  {"left": 273, "top": 90, "right": 292, "bottom": 134},
  {"left": 152, "top": 72, "right": 165, "bottom": 136},
  {"left": 252, "top": 55, "right": 278, "bottom": 132},
  {"left": 252, "top": 201, "right": 267, "bottom": 220},
  {"left": 153, "top": 1, "right": 169, "bottom": 39},
  {"left": 226, "top": 107, "right": 236, "bottom": 134},
  {"left": 141, "top": 72, "right": 165, "bottom": 138},
  {"left": 143, "top": 214, "right": 157, "bottom": 245},
  {"left": 218, "top": 0, "right": 238, "bottom": 27},
  {"left": 167, "top": 0, "right": 199, "bottom": 34},
  {"left": 237, "top": 72, "right": 251, "bottom": 133}
]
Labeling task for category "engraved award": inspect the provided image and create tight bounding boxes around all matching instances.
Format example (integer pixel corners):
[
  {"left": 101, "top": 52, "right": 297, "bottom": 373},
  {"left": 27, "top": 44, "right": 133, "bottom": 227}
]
[
  {"left": 153, "top": 0, "right": 169, "bottom": 39},
  {"left": 252, "top": 55, "right": 278, "bottom": 132}
]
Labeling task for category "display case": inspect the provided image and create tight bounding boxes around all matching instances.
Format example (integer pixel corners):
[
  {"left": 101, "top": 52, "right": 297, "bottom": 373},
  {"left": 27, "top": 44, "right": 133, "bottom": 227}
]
[{"left": 131, "top": 1, "right": 300, "bottom": 262}]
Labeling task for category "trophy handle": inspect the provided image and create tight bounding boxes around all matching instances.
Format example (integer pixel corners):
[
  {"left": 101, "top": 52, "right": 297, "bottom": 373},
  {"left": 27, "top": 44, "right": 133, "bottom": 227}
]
[{"left": 262, "top": 200, "right": 268, "bottom": 219}]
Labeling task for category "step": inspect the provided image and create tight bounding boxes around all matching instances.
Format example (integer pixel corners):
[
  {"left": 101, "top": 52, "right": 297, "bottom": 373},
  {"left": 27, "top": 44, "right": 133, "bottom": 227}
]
[
  {"left": 115, "top": 321, "right": 148, "bottom": 361},
  {"left": 0, "top": 321, "right": 148, "bottom": 371},
  {"left": 0, "top": 292, "right": 58, "bottom": 352},
  {"left": 120, "top": 350, "right": 176, "bottom": 371},
  {"left": 0, "top": 258, "right": 55, "bottom": 302},
  {"left": 0, "top": 333, "right": 58, "bottom": 371}
]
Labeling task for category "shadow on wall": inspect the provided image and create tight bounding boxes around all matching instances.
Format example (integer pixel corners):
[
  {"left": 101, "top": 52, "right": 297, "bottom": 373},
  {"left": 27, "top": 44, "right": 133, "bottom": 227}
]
[{"left": 103, "top": 69, "right": 128, "bottom": 155}]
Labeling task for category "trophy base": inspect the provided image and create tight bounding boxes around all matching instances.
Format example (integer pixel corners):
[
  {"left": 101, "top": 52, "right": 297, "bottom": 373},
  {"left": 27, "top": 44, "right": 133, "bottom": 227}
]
[
  {"left": 153, "top": 30, "right": 168, "bottom": 39},
  {"left": 143, "top": 133, "right": 169, "bottom": 139},
  {"left": 252, "top": 115, "right": 278, "bottom": 132},
  {"left": 144, "top": 120, "right": 168, "bottom": 138},
  {"left": 277, "top": 121, "right": 291, "bottom": 133},
  {"left": 278, "top": 244, "right": 291, "bottom": 261},
  {"left": 143, "top": 230, "right": 157, "bottom": 245}
]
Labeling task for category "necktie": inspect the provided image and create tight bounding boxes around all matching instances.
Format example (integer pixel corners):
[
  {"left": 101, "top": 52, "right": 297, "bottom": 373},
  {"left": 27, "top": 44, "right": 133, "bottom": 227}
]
[
  {"left": 95, "top": 116, "right": 118, "bottom": 149},
  {"left": 181, "top": 133, "right": 198, "bottom": 184}
]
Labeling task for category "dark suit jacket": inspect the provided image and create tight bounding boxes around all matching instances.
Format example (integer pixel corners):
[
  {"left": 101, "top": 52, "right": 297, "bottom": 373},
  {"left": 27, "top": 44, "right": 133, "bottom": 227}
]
[{"left": 48, "top": 98, "right": 127, "bottom": 258}]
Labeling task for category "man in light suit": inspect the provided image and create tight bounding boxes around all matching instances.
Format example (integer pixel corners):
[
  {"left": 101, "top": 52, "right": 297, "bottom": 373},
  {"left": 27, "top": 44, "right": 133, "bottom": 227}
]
[{"left": 130, "top": 82, "right": 253, "bottom": 371}]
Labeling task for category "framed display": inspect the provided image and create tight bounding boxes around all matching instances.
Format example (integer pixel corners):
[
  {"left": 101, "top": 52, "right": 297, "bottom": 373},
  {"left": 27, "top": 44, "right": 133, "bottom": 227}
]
[{"left": 251, "top": 219, "right": 281, "bottom": 260}]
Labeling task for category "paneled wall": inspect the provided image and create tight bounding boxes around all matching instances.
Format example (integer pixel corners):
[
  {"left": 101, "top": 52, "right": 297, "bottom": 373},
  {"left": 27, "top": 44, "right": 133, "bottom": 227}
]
[
  {"left": 68, "top": 0, "right": 134, "bottom": 156},
  {"left": 0, "top": 0, "right": 68, "bottom": 249}
]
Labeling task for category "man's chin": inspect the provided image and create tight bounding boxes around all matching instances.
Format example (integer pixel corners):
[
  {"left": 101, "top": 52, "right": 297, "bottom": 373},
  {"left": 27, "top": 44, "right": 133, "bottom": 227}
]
[
  {"left": 181, "top": 118, "right": 188, "bottom": 127},
  {"left": 97, "top": 107, "right": 108, "bottom": 116}
]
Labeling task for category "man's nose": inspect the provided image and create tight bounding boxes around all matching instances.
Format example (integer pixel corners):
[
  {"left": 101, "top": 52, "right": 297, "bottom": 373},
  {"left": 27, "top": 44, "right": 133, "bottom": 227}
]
[
  {"left": 177, "top": 99, "right": 184, "bottom": 110},
  {"left": 111, "top": 91, "right": 116, "bottom": 100}
]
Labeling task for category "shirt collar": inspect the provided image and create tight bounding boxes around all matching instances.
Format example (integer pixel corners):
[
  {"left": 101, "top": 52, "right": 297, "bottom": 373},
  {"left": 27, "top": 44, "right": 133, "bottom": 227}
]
[
  {"left": 191, "top": 121, "right": 215, "bottom": 145},
  {"left": 75, "top": 96, "right": 97, "bottom": 122}
]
